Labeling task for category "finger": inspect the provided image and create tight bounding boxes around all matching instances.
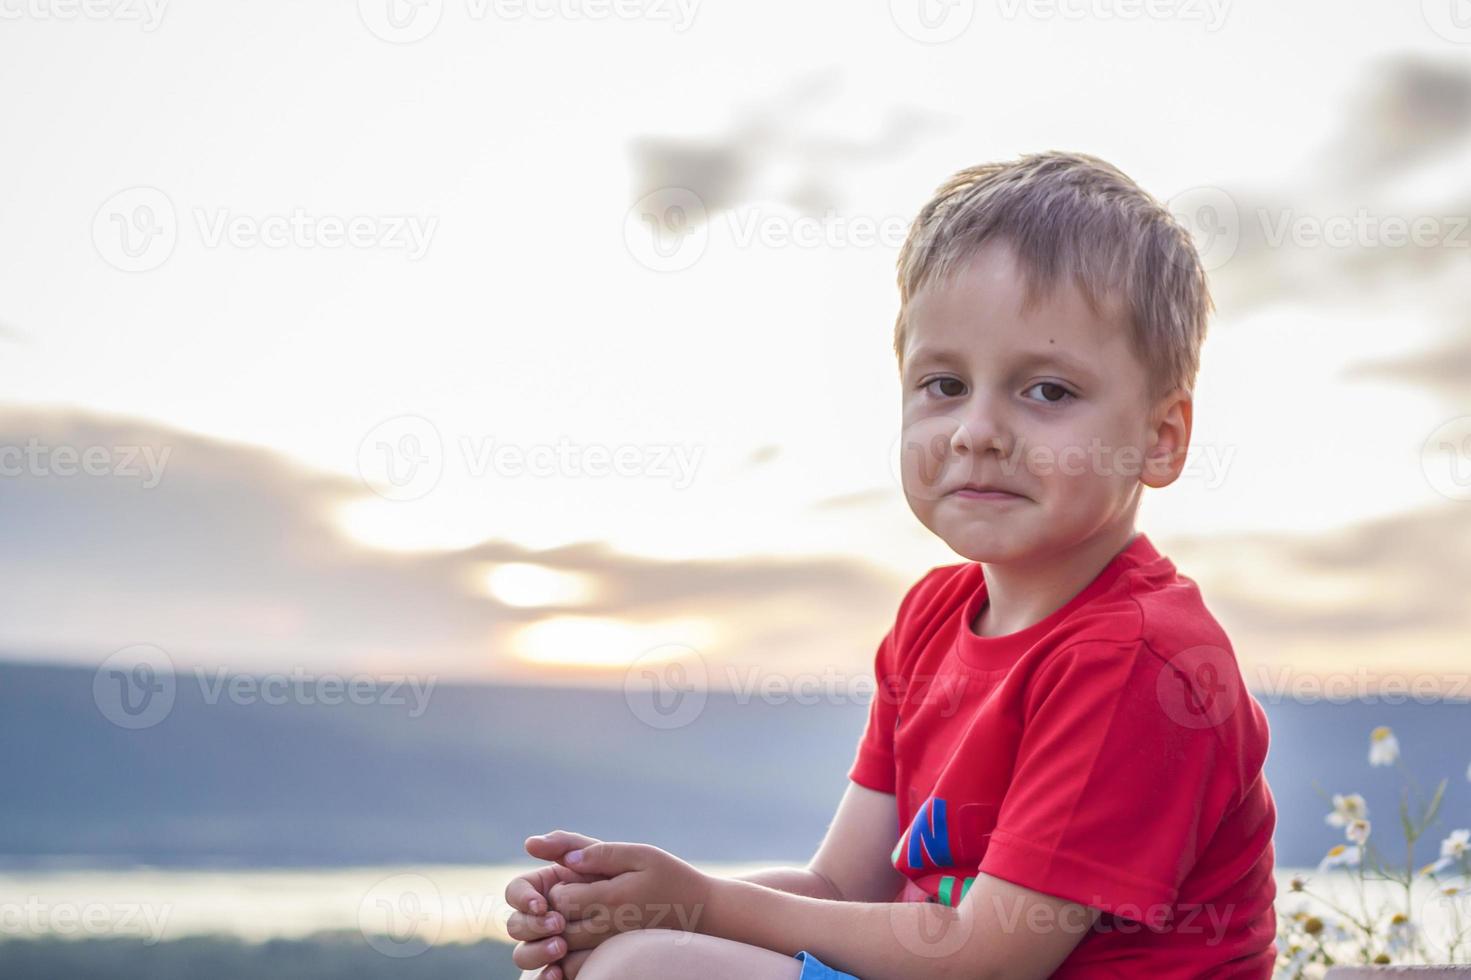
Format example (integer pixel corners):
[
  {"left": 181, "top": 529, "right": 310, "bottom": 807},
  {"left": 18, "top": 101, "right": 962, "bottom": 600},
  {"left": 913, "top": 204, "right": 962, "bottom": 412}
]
[
  {"left": 506, "top": 873, "right": 552, "bottom": 915},
  {"left": 556, "top": 841, "right": 646, "bottom": 877},
  {"left": 546, "top": 878, "right": 618, "bottom": 920},
  {"left": 559, "top": 950, "right": 592, "bottom": 979},
  {"left": 507, "top": 864, "right": 606, "bottom": 915},
  {"left": 511, "top": 935, "right": 569, "bottom": 972},
  {"left": 526, "top": 830, "right": 603, "bottom": 862},
  {"left": 505, "top": 908, "right": 565, "bottom": 942}
]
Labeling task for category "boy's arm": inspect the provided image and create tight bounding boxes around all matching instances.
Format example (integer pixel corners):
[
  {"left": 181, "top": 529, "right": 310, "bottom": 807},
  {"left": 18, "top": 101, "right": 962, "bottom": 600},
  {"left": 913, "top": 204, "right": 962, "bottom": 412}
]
[
  {"left": 541, "top": 829, "right": 1097, "bottom": 979},
  {"left": 701, "top": 869, "right": 1100, "bottom": 980},
  {"left": 729, "top": 782, "right": 906, "bottom": 903},
  {"left": 727, "top": 866, "right": 840, "bottom": 900}
]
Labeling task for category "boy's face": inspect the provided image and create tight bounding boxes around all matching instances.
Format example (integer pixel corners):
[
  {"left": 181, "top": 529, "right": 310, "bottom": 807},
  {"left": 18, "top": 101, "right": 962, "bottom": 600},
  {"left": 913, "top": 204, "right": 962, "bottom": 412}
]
[{"left": 898, "top": 239, "right": 1180, "bottom": 564}]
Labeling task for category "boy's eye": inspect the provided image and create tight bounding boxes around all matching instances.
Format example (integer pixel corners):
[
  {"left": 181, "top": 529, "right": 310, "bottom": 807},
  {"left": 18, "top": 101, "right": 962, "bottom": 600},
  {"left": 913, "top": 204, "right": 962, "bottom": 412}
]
[
  {"left": 921, "top": 377, "right": 966, "bottom": 398},
  {"left": 1023, "top": 382, "right": 1074, "bottom": 404}
]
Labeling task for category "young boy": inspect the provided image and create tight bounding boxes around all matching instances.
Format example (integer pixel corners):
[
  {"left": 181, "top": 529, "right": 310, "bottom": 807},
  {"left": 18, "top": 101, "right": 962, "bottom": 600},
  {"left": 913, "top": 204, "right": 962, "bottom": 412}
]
[{"left": 504, "top": 150, "right": 1278, "bottom": 979}]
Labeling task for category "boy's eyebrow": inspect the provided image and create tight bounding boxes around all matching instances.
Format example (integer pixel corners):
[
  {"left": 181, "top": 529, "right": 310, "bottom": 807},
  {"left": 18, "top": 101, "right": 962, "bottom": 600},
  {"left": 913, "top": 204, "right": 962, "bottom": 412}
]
[{"left": 906, "top": 345, "right": 1097, "bottom": 379}]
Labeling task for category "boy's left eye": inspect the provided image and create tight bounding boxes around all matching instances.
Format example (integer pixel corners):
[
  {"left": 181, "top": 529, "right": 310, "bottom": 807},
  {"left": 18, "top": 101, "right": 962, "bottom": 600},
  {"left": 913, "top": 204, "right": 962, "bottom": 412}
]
[{"left": 1023, "top": 382, "right": 1074, "bottom": 404}]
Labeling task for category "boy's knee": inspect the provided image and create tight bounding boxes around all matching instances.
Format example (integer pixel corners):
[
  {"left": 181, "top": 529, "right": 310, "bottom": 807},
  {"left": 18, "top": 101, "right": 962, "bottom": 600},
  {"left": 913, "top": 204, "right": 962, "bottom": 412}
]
[{"left": 576, "top": 930, "right": 665, "bottom": 980}]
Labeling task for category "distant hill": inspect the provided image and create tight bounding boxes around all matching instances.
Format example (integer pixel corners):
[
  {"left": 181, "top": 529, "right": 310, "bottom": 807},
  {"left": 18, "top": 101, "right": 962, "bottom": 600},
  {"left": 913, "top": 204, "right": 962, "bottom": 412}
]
[{"left": 2, "top": 660, "right": 1466, "bottom": 870}]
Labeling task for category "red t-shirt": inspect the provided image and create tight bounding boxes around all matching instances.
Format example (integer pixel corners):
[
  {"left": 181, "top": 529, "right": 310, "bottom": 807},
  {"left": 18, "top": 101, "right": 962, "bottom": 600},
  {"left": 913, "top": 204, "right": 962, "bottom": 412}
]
[{"left": 848, "top": 532, "right": 1277, "bottom": 978}]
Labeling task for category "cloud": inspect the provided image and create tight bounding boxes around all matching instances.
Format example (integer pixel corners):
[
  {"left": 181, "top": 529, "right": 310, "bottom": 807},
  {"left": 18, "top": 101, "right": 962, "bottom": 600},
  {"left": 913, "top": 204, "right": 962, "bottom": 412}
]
[
  {"left": 1342, "top": 334, "right": 1471, "bottom": 402},
  {"left": 4, "top": 406, "right": 1465, "bottom": 694},
  {"left": 629, "top": 68, "right": 945, "bottom": 219},
  {"left": 1190, "top": 55, "right": 1471, "bottom": 316},
  {"left": 1164, "top": 502, "right": 1471, "bottom": 690},
  {"left": 0, "top": 407, "right": 910, "bottom": 684},
  {"left": 1318, "top": 54, "right": 1471, "bottom": 185}
]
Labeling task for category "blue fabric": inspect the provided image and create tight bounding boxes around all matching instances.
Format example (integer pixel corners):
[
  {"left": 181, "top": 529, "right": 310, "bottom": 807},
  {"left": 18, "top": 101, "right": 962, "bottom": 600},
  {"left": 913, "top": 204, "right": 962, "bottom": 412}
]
[{"left": 794, "top": 949, "right": 862, "bottom": 980}]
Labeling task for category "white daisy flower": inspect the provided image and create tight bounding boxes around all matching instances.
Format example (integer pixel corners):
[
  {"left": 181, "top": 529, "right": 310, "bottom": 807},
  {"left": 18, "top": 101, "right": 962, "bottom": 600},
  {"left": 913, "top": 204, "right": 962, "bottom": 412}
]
[
  {"left": 1419, "top": 858, "right": 1447, "bottom": 877},
  {"left": 1325, "top": 792, "right": 1368, "bottom": 827},
  {"left": 1386, "top": 912, "right": 1417, "bottom": 955},
  {"left": 1345, "top": 818, "right": 1371, "bottom": 846},
  {"left": 1441, "top": 829, "right": 1470, "bottom": 861},
  {"left": 1369, "top": 726, "right": 1399, "bottom": 766},
  {"left": 1318, "top": 843, "right": 1362, "bottom": 873}
]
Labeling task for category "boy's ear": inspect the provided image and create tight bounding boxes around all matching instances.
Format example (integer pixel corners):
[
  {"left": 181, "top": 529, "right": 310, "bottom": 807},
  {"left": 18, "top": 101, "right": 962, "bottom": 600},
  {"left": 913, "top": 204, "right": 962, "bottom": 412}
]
[{"left": 1141, "top": 388, "right": 1192, "bottom": 489}]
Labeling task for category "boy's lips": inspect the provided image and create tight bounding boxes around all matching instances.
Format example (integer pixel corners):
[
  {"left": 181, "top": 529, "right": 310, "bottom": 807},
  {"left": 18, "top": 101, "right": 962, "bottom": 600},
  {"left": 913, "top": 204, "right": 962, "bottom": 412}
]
[{"left": 950, "top": 484, "right": 1027, "bottom": 502}]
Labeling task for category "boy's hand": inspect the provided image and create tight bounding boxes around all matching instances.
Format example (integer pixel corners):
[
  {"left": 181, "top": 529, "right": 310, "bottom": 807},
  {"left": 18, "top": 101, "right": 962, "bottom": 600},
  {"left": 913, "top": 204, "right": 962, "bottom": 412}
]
[
  {"left": 506, "top": 831, "right": 609, "bottom": 979},
  {"left": 540, "top": 832, "right": 713, "bottom": 954}
]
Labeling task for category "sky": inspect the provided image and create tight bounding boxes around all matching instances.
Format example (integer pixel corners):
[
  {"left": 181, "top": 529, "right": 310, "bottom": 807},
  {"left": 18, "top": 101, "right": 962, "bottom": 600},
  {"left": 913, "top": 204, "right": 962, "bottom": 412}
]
[{"left": 1, "top": 0, "right": 1469, "bottom": 691}]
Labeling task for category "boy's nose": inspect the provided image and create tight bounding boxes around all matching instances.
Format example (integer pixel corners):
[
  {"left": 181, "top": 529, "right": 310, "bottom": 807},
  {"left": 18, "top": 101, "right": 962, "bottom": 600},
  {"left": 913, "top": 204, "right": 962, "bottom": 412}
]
[{"left": 950, "top": 410, "right": 1012, "bottom": 458}]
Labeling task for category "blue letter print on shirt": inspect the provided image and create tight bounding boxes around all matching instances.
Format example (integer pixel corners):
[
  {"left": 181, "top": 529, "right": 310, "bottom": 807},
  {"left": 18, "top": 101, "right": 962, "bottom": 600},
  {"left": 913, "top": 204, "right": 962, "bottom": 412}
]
[{"left": 903, "top": 796, "right": 953, "bottom": 870}]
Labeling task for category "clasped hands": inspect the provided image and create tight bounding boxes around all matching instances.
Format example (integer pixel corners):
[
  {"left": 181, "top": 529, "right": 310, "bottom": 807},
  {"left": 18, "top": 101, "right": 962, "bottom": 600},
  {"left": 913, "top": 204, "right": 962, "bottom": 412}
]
[{"left": 504, "top": 830, "right": 713, "bottom": 979}]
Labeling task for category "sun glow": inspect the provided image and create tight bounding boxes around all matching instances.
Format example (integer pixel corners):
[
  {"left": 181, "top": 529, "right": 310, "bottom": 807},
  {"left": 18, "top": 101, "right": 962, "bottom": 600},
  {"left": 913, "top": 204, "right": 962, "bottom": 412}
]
[
  {"left": 485, "top": 563, "right": 598, "bottom": 608},
  {"left": 511, "top": 616, "right": 716, "bottom": 668}
]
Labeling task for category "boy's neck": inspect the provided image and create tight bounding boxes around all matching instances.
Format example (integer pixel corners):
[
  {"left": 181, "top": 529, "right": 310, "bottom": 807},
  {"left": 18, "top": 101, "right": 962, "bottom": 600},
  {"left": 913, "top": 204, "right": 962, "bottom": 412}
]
[{"left": 971, "top": 524, "right": 1140, "bottom": 638}]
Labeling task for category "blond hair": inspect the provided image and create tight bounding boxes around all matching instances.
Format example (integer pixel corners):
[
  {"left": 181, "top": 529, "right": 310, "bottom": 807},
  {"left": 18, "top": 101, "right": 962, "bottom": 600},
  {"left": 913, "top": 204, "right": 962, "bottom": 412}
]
[{"left": 893, "top": 151, "right": 1213, "bottom": 401}]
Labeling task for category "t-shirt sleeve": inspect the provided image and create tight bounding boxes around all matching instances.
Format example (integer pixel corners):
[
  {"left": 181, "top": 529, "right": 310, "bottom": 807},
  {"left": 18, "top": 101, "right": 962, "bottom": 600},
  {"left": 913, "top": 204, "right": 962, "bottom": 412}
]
[
  {"left": 847, "top": 572, "right": 940, "bottom": 795},
  {"left": 846, "top": 620, "right": 903, "bottom": 794},
  {"left": 977, "top": 639, "right": 1238, "bottom": 926}
]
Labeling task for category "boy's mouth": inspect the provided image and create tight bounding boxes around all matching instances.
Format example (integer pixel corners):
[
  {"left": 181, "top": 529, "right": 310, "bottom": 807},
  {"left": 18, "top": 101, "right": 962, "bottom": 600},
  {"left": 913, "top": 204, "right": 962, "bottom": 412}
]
[{"left": 950, "top": 482, "right": 1027, "bottom": 501}]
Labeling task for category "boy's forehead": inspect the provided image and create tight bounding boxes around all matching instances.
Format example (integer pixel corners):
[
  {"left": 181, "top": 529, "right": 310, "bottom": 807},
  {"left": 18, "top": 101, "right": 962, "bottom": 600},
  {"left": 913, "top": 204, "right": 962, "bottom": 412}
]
[{"left": 903, "top": 274, "right": 1132, "bottom": 372}]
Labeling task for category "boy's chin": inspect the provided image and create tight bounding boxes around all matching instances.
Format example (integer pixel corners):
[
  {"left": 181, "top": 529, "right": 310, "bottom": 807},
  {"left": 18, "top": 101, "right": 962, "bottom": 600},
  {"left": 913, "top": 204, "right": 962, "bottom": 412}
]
[{"left": 929, "top": 521, "right": 1037, "bottom": 564}]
